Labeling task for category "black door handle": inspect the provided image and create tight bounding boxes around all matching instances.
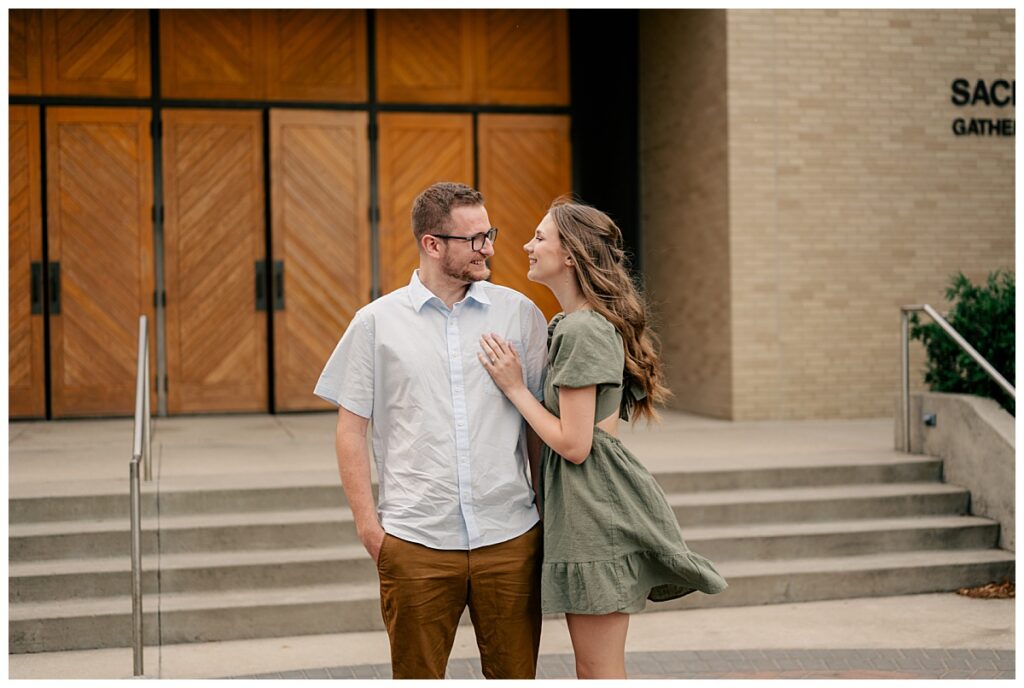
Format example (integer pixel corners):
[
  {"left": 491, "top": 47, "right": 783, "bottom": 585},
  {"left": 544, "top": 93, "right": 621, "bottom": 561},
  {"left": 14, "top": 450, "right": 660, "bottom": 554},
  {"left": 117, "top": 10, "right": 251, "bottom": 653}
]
[
  {"left": 255, "top": 260, "right": 267, "bottom": 311},
  {"left": 49, "top": 262, "right": 60, "bottom": 315},
  {"left": 273, "top": 260, "right": 284, "bottom": 311},
  {"left": 31, "top": 262, "right": 42, "bottom": 315}
]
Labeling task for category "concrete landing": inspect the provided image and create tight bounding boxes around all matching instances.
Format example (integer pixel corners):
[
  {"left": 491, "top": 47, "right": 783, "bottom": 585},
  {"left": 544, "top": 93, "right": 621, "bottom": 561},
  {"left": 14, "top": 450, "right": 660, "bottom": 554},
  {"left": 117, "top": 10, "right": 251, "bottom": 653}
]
[{"left": 9, "top": 411, "right": 904, "bottom": 491}]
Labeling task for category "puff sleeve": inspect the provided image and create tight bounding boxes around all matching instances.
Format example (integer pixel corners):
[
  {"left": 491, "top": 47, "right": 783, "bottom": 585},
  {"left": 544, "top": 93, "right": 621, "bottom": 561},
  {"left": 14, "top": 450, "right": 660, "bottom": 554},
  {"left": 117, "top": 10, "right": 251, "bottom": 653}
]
[{"left": 547, "top": 312, "right": 624, "bottom": 390}]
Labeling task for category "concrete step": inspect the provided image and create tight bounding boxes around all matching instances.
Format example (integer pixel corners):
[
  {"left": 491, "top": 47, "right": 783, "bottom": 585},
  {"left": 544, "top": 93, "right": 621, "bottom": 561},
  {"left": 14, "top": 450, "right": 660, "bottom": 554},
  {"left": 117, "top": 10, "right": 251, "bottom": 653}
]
[
  {"left": 9, "top": 456, "right": 942, "bottom": 523},
  {"left": 9, "top": 548, "right": 1014, "bottom": 653},
  {"left": 682, "top": 514, "right": 998, "bottom": 560},
  {"left": 655, "top": 548, "right": 1016, "bottom": 610},
  {"left": 9, "top": 507, "right": 354, "bottom": 561},
  {"left": 9, "top": 545, "right": 375, "bottom": 602},
  {"left": 654, "top": 455, "right": 943, "bottom": 493},
  {"left": 669, "top": 482, "right": 969, "bottom": 525},
  {"left": 8, "top": 483, "right": 970, "bottom": 561},
  {"left": 8, "top": 515, "right": 999, "bottom": 603},
  {"left": 9, "top": 480, "right": 349, "bottom": 524}
]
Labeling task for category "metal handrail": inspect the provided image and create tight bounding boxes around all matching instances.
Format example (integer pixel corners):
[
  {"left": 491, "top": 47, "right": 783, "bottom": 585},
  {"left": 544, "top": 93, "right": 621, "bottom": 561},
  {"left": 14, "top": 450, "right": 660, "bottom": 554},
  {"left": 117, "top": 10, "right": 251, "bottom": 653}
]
[
  {"left": 900, "top": 304, "right": 1015, "bottom": 452},
  {"left": 130, "top": 315, "right": 153, "bottom": 676}
]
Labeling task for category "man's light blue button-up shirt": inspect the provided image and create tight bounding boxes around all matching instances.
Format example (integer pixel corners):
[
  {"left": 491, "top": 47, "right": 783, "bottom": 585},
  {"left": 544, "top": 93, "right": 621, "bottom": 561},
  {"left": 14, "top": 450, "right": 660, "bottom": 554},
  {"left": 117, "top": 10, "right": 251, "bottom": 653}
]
[{"left": 314, "top": 271, "right": 548, "bottom": 550}]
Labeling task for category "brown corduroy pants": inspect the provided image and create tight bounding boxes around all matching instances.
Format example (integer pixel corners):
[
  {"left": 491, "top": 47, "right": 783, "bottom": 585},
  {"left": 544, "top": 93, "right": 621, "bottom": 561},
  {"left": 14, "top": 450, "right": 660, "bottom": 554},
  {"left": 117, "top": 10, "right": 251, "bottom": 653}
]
[{"left": 376, "top": 525, "right": 542, "bottom": 679}]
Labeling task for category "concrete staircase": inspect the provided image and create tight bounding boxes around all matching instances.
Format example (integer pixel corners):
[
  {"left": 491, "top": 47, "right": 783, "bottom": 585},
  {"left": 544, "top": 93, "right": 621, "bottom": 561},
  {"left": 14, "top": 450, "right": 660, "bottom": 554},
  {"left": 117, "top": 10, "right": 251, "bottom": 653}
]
[{"left": 9, "top": 454, "right": 1014, "bottom": 653}]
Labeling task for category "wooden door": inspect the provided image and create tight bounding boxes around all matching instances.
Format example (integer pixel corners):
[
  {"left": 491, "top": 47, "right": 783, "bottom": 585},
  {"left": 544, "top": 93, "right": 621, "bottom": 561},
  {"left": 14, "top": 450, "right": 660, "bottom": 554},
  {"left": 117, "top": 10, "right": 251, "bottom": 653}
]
[
  {"left": 474, "top": 10, "right": 569, "bottom": 105},
  {"left": 270, "top": 110, "right": 370, "bottom": 411},
  {"left": 9, "top": 10, "right": 42, "bottom": 95},
  {"left": 162, "top": 109, "right": 267, "bottom": 413},
  {"left": 160, "top": 10, "right": 266, "bottom": 100},
  {"left": 375, "top": 10, "right": 474, "bottom": 104},
  {"left": 9, "top": 106, "right": 45, "bottom": 418},
  {"left": 266, "top": 10, "right": 368, "bottom": 102},
  {"left": 376, "top": 113, "right": 475, "bottom": 295},
  {"left": 478, "top": 114, "right": 571, "bottom": 320},
  {"left": 46, "top": 107, "right": 155, "bottom": 417},
  {"left": 42, "top": 9, "right": 150, "bottom": 97}
]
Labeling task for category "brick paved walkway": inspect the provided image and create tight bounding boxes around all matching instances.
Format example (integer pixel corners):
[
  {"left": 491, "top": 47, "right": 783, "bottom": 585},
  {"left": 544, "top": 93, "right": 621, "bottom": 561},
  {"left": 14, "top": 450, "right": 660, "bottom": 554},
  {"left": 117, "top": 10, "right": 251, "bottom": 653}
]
[{"left": 231, "top": 649, "right": 1014, "bottom": 679}]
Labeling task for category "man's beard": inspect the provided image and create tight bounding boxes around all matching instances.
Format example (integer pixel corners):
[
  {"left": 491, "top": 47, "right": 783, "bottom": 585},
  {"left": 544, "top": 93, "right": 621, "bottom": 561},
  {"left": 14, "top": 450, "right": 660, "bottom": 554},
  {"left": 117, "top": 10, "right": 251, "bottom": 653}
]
[{"left": 442, "top": 254, "right": 490, "bottom": 283}]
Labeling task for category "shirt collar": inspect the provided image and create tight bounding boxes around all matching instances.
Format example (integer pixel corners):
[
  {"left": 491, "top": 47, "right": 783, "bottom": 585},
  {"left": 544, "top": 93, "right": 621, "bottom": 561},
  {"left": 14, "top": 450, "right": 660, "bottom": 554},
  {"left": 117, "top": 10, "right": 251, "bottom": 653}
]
[
  {"left": 408, "top": 270, "right": 492, "bottom": 312},
  {"left": 465, "top": 279, "right": 492, "bottom": 306}
]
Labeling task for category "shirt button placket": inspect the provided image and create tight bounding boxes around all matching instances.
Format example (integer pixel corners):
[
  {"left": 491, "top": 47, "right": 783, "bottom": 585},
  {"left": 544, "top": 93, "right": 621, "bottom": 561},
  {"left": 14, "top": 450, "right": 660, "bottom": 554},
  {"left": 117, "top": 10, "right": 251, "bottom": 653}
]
[{"left": 447, "top": 308, "right": 478, "bottom": 546}]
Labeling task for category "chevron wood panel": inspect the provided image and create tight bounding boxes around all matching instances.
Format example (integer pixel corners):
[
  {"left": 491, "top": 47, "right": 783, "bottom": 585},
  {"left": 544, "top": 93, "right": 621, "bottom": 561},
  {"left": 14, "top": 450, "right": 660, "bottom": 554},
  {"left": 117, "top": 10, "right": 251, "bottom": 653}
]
[
  {"left": 163, "top": 110, "right": 267, "bottom": 413},
  {"left": 160, "top": 10, "right": 266, "bottom": 100},
  {"left": 270, "top": 110, "right": 370, "bottom": 411},
  {"left": 9, "top": 10, "right": 42, "bottom": 94},
  {"left": 377, "top": 113, "right": 475, "bottom": 295},
  {"left": 475, "top": 10, "right": 569, "bottom": 105},
  {"left": 42, "top": 10, "right": 150, "bottom": 97},
  {"left": 267, "top": 10, "right": 367, "bottom": 102},
  {"left": 46, "top": 108, "right": 155, "bottom": 417},
  {"left": 9, "top": 106, "right": 45, "bottom": 418},
  {"left": 376, "top": 10, "right": 474, "bottom": 104},
  {"left": 479, "top": 115, "right": 571, "bottom": 320}
]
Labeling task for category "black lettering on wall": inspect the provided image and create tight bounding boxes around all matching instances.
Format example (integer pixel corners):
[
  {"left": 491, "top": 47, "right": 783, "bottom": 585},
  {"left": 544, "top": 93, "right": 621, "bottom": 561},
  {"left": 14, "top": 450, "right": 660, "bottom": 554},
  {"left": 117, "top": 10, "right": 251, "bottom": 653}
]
[
  {"left": 991, "top": 79, "right": 1011, "bottom": 106},
  {"left": 971, "top": 80, "right": 992, "bottom": 106},
  {"left": 951, "top": 78, "right": 971, "bottom": 106}
]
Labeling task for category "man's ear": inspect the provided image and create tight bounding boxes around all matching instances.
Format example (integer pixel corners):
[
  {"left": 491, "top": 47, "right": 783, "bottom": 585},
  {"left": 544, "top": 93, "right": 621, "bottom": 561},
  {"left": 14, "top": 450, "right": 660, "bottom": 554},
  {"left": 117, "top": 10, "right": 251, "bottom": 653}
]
[{"left": 421, "top": 234, "right": 442, "bottom": 258}]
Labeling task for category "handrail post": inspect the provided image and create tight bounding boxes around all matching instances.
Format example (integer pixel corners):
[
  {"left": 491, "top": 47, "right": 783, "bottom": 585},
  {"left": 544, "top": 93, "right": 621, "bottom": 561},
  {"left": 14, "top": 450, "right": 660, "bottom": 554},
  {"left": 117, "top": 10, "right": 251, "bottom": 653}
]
[
  {"left": 130, "top": 315, "right": 149, "bottom": 676},
  {"left": 901, "top": 308, "right": 911, "bottom": 453},
  {"left": 143, "top": 340, "right": 152, "bottom": 482},
  {"left": 130, "top": 456, "right": 144, "bottom": 676}
]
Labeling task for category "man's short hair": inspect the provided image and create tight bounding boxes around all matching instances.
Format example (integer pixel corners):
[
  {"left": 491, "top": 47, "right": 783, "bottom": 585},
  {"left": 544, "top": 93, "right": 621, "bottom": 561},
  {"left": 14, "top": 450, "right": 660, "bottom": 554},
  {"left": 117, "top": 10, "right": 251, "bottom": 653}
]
[{"left": 411, "top": 182, "right": 485, "bottom": 242}]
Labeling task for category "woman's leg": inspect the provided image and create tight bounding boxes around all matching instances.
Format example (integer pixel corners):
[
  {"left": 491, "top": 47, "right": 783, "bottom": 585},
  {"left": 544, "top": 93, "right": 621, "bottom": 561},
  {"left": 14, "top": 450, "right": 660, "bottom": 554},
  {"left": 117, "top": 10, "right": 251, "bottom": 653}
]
[{"left": 565, "top": 612, "right": 630, "bottom": 679}]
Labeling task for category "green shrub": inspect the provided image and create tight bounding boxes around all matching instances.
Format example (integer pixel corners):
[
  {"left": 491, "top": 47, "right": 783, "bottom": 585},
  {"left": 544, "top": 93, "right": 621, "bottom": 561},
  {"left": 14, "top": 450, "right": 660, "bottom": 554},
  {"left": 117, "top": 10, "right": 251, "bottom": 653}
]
[{"left": 909, "top": 270, "right": 1015, "bottom": 416}]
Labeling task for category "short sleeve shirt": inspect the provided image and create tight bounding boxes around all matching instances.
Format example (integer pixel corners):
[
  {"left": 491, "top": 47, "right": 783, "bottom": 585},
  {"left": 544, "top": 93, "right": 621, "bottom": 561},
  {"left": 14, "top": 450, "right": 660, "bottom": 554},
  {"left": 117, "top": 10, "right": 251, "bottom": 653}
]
[{"left": 314, "top": 271, "right": 549, "bottom": 550}]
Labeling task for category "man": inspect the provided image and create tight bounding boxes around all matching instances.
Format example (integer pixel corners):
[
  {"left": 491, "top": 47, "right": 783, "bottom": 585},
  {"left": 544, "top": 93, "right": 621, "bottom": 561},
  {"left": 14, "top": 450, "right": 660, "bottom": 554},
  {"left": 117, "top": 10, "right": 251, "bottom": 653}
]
[{"left": 314, "top": 182, "right": 548, "bottom": 679}]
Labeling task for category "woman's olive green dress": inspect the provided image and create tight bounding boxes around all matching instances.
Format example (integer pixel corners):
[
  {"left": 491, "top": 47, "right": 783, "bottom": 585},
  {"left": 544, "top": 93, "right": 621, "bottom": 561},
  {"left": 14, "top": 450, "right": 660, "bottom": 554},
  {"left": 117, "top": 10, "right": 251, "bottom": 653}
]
[{"left": 540, "top": 311, "right": 728, "bottom": 615}]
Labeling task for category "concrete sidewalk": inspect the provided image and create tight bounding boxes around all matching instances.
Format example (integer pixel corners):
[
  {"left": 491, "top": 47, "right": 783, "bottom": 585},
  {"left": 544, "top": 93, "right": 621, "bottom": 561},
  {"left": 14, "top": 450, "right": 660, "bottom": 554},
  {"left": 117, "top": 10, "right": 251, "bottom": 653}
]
[
  {"left": 7, "top": 593, "right": 1014, "bottom": 679},
  {"left": 8, "top": 411, "right": 1016, "bottom": 679}
]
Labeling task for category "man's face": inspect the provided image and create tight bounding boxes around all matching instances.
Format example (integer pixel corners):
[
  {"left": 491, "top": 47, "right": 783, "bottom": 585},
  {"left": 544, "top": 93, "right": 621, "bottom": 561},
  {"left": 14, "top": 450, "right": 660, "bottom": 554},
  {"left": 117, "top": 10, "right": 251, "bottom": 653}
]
[{"left": 439, "top": 205, "right": 495, "bottom": 283}]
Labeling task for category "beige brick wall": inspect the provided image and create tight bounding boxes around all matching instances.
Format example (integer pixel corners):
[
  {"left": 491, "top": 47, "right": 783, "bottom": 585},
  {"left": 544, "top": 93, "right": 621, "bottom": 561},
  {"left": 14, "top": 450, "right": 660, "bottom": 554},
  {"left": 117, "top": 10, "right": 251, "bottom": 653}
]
[
  {"left": 639, "top": 10, "right": 732, "bottom": 418},
  {"left": 729, "top": 9, "right": 1014, "bottom": 419},
  {"left": 641, "top": 9, "right": 1015, "bottom": 419}
]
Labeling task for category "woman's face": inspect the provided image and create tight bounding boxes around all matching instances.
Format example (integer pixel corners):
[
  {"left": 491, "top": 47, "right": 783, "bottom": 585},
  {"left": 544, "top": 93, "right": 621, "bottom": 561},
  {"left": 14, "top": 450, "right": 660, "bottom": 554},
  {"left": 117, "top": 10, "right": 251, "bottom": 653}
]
[{"left": 524, "top": 213, "right": 571, "bottom": 285}]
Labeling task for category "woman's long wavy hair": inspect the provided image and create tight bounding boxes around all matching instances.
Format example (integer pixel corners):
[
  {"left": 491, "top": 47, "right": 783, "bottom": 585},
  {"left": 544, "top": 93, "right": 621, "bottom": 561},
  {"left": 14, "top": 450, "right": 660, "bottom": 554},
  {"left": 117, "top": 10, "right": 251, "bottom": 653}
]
[{"left": 548, "top": 197, "right": 671, "bottom": 422}]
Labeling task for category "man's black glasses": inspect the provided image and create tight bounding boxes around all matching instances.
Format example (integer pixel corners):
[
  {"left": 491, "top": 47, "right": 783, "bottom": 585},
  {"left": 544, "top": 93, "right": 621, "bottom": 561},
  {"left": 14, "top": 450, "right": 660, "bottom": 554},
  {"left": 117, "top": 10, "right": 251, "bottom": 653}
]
[{"left": 429, "top": 227, "right": 498, "bottom": 251}]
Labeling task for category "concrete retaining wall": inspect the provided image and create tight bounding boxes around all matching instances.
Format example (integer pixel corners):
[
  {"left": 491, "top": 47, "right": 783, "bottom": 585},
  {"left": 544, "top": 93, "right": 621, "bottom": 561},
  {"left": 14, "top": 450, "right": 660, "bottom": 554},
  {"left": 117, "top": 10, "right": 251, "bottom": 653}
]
[{"left": 895, "top": 392, "right": 1015, "bottom": 551}]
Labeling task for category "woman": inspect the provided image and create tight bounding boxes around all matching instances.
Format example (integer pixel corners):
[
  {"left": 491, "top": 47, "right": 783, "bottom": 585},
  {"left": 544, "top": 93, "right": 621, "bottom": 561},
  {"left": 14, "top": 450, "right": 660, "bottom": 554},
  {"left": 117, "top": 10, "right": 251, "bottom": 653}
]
[{"left": 478, "top": 198, "right": 728, "bottom": 679}]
